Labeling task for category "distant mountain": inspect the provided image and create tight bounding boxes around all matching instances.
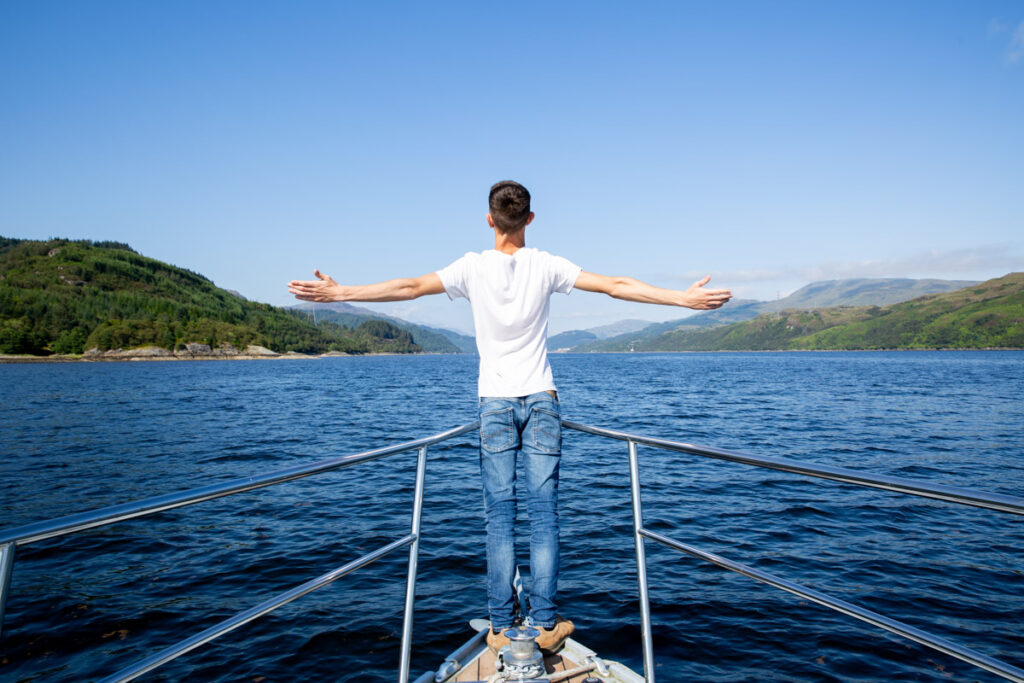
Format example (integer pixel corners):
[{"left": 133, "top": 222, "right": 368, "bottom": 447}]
[
  {"left": 300, "top": 302, "right": 475, "bottom": 353},
  {"left": 759, "top": 278, "right": 981, "bottom": 311},
  {"left": 548, "top": 329, "right": 598, "bottom": 350},
  {"left": 588, "top": 319, "right": 656, "bottom": 337},
  {"left": 571, "top": 278, "right": 981, "bottom": 352},
  {"left": 548, "top": 318, "right": 655, "bottom": 351},
  {"left": 430, "top": 326, "right": 477, "bottom": 353},
  {"left": 0, "top": 237, "right": 423, "bottom": 356},
  {"left": 619, "top": 273, "right": 1023, "bottom": 351}
]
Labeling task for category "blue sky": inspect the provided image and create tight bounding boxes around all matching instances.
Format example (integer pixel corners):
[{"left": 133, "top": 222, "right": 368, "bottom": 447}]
[{"left": 2, "top": 1, "right": 1022, "bottom": 334}]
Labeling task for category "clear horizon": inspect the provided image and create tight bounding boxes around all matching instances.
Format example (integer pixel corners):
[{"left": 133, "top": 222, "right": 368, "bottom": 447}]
[{"left": 2, "top": 1, "right": 1022, "bottom": 334}]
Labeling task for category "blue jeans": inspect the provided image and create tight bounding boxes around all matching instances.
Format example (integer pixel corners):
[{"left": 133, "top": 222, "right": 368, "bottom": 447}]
[{"left": 478, "top": 391, "right": 562, "bottom": 629}]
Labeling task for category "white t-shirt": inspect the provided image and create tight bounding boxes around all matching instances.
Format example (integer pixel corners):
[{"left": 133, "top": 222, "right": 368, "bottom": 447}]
[{"left": 437, "top": 247, "right": 582, "bottom": 397}]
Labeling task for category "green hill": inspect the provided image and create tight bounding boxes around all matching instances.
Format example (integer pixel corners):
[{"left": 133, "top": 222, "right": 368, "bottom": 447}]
[
  {"left": 302, "top": 304, "right": 473, "bottom": 353},
  {"left": 572, "top": 278, "right": 982, "bottom": 352},
  {"left": 0, "top": 237, "right": 422, "bottom": 356},
  {"left": 614, "top": 273, "right": 1024, "bottom": 351}
]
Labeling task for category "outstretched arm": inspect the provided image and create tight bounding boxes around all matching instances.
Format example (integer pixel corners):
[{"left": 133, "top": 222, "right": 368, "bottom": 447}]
[
  {"left": 288, "top": 270, "right": 446, "bottom": 303},
  {"left": 574, "top": 272, "right": 732, "bottom": 310}
]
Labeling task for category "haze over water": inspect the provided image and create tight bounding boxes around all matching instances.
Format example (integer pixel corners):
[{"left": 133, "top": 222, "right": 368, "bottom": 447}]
[{"left": 1, "top": 352, "right": 1022, "bottom": 681}]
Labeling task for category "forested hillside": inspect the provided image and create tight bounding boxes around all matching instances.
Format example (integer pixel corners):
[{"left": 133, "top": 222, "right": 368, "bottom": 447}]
[
  {"left": 570, "top": 278, "right": 981, "bottom": 352},
  {"left": 0, "top": 237, "right": 421, "bottom": 355},
  {"left": 611, "top": 273, "right": 1024, "bottom": 351},
  {"left": 305, "top": 305, "right": 474, "bottom": 353}
]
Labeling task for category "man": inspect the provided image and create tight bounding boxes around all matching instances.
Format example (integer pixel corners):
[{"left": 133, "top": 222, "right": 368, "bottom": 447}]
[{"left": 288, "top": 181, "right": 731, "bottom": 653}]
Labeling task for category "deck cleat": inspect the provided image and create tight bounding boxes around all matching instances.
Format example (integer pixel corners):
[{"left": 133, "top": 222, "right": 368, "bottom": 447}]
[{"left": 495, "top": 625, "right": 545, "bottom": 680}]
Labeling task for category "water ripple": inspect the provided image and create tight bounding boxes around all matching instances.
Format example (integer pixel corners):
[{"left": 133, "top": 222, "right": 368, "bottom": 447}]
[{"left": 1, "top": 352, "right": 1022, "bottom": 681}]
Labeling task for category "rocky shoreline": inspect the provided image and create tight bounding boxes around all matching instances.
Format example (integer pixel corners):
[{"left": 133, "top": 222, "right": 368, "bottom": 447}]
[{"left": 0, "top": 343, "right": 358, "bottom": 363}]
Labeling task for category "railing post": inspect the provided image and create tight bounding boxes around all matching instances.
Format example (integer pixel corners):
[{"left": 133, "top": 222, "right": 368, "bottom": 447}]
[
  {"left": 398, "top": 445, "right": 428, "bottom": 682},
  {"left": 627, "top": 439, "right": 655, "bottom": 682},
  {"left": 0, "top": 542, "right": 15, "bottom": 638}
]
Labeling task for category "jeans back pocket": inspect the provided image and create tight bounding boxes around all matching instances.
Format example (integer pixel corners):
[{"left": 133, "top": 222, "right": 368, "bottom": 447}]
[
  {"left": 528, "top": 406, "right": 562, "bottom": 455},
  {"left": 480, "top": 406, "right": 517, "bottom": 453}
]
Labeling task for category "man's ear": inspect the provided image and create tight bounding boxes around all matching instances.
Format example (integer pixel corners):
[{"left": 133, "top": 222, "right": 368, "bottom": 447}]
[
  {"left": 525, "top": 212, "right": 535, "bottom": 226},
  {"left": 486, "top": 213, "right": 495, "bottom": 228}
]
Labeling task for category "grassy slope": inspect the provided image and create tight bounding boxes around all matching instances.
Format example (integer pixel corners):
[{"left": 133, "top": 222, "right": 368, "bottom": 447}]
[
  {"left": 620, "top": 273, "right": 1024, "bottom": 351},
  {"left": 794, "top": 274, "right": 1024, "bottom": 349},
  {"left": 0, "top": 237, "right": 422, "bottom": 355}
]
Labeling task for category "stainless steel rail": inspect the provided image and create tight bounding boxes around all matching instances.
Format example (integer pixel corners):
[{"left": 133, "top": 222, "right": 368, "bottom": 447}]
[
  {"left": 0, "top": 422, "right": 479, "bottom": 549},
  {"left": 563, "top": 420, "right": 1024, "bottom": 515},
  {"left": 4, "top": 417, "right": 1022, "bottom": 682},
  {"left": 562, "top": 420, "right": 1024, "bottom": 683},
  {"left": 0, "top": 421, "right": 479, "bottom": 682},
  {"left": 433, "top": 622, "right": 489, "bottom": 681},
  {"left": 100, "top": 535, "right": 415, "bottom": 683}
]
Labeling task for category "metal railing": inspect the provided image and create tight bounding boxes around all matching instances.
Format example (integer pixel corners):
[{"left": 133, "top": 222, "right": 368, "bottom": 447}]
[
  {"left": 2, "top": 419, "right": 1022, "bottom": 682},
  {"left": 0, "top": 421, "right": 479, "bottom": 682},
  {"left": 562, "top": 420, "right": 1024, "bottom": 683}
]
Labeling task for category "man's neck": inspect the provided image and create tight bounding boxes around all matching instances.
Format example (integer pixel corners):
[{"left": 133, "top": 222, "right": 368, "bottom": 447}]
[{"left": 493, "top": 229, "right": 526, "bottom": 255}]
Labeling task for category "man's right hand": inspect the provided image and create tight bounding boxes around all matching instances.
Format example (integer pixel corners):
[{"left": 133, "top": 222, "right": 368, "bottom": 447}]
[{"left": 288, "top": 269, "right": 344, "bottom": 302}]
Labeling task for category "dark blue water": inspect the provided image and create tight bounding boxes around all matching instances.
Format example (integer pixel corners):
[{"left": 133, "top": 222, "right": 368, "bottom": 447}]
[{"left": 1, "top": 352, "right": 1022, "bottom": 682}]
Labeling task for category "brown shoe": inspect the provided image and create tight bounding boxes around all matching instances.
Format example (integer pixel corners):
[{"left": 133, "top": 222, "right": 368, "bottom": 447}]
[
  {"left": 486, "top": 627, "right": 511, "bottom": 653},
  {"left": 535, "top": 617, "right": 575, "bottom": 653}
]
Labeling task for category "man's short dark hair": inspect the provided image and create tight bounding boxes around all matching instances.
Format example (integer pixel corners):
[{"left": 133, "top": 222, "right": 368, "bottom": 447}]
[{"left": 488, "top": 181, "right": 532, "bottom": 234}]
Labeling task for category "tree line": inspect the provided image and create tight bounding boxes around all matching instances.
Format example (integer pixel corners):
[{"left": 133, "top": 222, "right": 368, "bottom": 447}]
[{"left": 0, "top": 237, "right": 420, "bottom": 355}]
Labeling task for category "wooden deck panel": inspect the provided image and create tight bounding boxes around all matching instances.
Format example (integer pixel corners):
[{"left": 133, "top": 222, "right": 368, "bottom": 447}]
[{"left": 452, "top": 647, "right": 593, "bottom": 682}]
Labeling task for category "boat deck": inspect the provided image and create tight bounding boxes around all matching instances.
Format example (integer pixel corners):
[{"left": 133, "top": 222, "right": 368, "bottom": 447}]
[
  {"left": 432, "top": 625, "right": 644, "bottom": 683},
  {"left": 450, "top": 647, "right": 592, "bottom": 682}
]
